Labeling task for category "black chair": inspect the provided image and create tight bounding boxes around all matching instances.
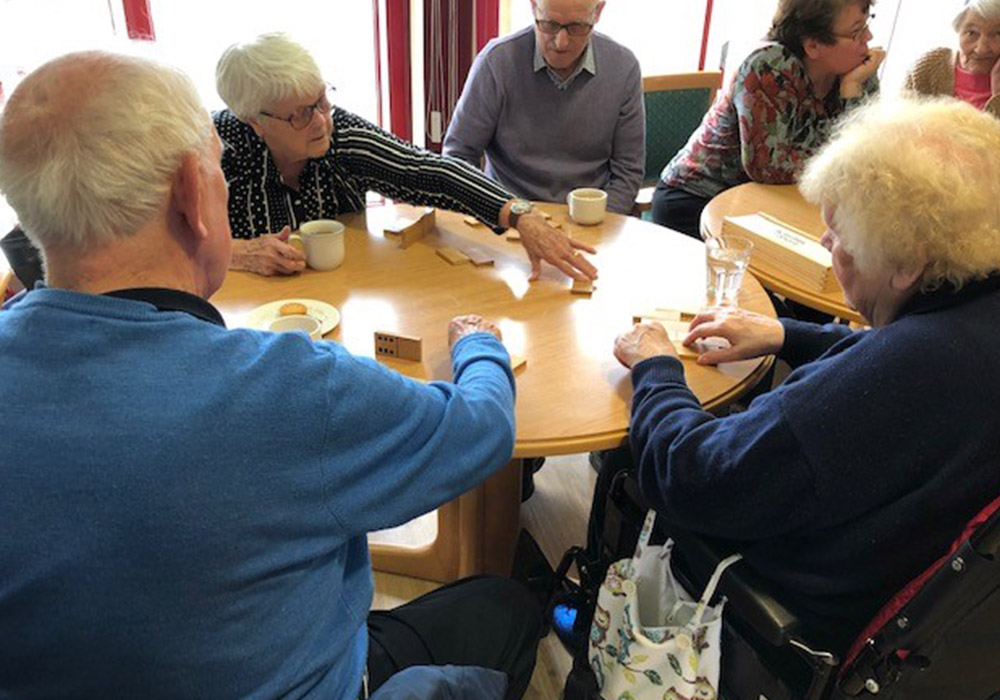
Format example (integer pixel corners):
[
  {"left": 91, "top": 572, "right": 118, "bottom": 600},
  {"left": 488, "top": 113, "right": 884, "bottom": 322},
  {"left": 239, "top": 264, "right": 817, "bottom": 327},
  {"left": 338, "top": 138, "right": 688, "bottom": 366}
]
[{"left": 667, "top": 495, "right": 1000, "bottom": 700}]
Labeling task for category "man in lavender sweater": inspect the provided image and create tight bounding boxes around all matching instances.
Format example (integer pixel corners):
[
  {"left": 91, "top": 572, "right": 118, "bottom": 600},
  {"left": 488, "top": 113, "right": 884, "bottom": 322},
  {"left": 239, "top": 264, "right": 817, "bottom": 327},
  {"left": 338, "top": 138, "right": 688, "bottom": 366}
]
[{"left": 444, "top": 0, "right": 645, "bottom": 215}]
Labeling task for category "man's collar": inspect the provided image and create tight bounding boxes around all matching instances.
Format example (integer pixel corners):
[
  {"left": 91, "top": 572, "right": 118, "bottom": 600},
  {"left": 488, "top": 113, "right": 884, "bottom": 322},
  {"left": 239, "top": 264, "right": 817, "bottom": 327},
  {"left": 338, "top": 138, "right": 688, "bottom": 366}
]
[
  {"left": 896, "top": 272, "right": 1000, "bottom": 320},
  {"left": 533, "top": 36, "right": 596, "bottom": 89},
  {"left": 102, "top": 287, "right": 227, "bottom": 327}
]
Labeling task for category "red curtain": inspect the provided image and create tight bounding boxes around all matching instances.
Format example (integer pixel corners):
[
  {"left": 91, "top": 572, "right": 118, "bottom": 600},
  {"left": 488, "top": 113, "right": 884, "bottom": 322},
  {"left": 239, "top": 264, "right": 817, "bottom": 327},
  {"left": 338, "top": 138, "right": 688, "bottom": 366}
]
[
  {"left": 475, "top": 0, "right": 500, "bottom": 53},
  {"left": 424, "top": 0, "right": 498, "bottom": 151},
  {"left": 384, "top": 0, "right": 414, "bottom": 142},
  {"left": 377, "top": 0, "right": 500, "bottom": 147},
  {"left": 123, "top": 0, "right": 155, "bottom": 41}
]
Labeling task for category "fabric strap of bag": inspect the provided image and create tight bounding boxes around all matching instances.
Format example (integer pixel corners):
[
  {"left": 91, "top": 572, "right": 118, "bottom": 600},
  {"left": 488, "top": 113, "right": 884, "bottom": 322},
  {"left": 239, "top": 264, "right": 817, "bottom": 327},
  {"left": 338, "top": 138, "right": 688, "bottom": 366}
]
[
  {"left": 690, "top": 552, "right": 743, "bottom": 626},
  {"left": 636, "top": 509, "right": 658, "bottom": 553},
  {"left": 634, "top": 509, "right": 743, "bottom": 625}
]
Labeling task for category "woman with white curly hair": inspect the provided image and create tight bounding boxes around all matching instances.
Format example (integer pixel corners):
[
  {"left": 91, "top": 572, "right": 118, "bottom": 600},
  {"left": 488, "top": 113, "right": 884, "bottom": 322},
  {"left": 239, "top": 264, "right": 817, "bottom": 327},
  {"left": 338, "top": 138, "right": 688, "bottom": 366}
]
[
  {"left": 904, "top": 0, "right": 1000, "bottom": 116},
  {"left": 612, "top": 96, "right": 1000, "bottom": 654}
]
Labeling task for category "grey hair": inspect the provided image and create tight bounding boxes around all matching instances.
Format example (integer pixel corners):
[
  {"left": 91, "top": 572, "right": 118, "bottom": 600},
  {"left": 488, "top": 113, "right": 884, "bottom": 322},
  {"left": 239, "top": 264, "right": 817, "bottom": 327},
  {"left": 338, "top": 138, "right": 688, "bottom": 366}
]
[
  {"left": 953, "top": 0, "right": 1000, "bottom": 31},
  {"left": 0, "top": 52, "right": 212, "bottom": 251},
  {"left": 800, "top": 96, "right": 1000, "bottom": 291},
  {"left": 216, "top": 33, "right": 325, "bottom": 122}
]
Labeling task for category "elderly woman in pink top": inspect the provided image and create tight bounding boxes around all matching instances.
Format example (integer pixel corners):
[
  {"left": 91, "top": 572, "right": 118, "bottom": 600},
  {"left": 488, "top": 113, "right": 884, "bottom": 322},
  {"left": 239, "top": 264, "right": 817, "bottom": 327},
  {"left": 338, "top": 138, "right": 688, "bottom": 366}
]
[{"left": 904, "top": 0, "right": 1000, "bottom": 117}]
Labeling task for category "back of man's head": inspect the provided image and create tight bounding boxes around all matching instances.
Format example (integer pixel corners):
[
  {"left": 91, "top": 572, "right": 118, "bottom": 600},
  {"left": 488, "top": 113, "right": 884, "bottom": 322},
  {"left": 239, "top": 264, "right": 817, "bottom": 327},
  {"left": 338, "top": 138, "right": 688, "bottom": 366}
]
[{"left": 0, "top": 52, "right": 212, "bottom": 254}]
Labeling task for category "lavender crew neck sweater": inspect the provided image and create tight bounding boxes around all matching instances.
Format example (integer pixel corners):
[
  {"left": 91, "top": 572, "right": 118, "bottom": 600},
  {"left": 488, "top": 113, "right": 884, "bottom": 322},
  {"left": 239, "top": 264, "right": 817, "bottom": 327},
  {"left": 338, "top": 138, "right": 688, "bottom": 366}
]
[{"left": 443, "top": 26, "right": 645, "bottom": 214}]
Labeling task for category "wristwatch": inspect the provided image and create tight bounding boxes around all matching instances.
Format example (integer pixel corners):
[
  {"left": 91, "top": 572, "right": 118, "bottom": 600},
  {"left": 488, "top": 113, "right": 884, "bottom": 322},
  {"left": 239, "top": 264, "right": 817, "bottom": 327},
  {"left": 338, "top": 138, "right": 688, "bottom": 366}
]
[{"left": 507, "top": 198, "right": 534, "bottom": 229}]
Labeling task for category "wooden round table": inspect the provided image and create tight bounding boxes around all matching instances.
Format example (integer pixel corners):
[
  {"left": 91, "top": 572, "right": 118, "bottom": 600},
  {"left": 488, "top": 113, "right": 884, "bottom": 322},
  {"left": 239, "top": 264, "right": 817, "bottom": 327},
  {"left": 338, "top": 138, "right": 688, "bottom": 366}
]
[
  {"left": 212, "top": 203, "right": 776, "bottom": 580},
  {"left": 701, "top": 182, "right": 862, "bottom": 323}
]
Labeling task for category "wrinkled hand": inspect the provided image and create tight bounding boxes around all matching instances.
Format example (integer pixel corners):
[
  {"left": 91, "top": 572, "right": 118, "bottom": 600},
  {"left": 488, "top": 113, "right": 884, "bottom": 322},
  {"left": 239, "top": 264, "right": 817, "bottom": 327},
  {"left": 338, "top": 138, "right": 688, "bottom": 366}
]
[
  {"left": 684, "top": 307, "right": 785, "bottom": 366},
  {"left": 448, "top": 314, "right": 502, "bottom": 349},
  {"left": 991, "top": 56, "right": 1000, "bottom": 97},
  {"left": 614, "top": 322, "right": 677, "bottom": 370},
  {"left": 516, "top": 213, "right": 597, "bottom": 282},
  {"left": 841, "top": 46, "right": 886, "bottom": 98},
  {"left": 229, "top": 226, "right": 307, "bottom": 276}
]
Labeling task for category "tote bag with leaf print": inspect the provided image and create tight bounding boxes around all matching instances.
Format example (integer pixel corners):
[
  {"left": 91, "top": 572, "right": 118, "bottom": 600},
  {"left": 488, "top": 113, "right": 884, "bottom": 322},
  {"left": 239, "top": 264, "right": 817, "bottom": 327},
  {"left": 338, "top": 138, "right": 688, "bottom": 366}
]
[{"left": 588, "top": 510, "right": 742, "bottom": 700}]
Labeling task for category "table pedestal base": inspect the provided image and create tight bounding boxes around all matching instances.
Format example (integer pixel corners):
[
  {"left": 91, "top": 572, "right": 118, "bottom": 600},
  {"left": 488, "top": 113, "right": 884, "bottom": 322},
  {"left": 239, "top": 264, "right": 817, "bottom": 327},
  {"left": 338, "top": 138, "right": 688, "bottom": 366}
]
[{"left": 370, "top": 458, "right": 523, "bottom": 582}]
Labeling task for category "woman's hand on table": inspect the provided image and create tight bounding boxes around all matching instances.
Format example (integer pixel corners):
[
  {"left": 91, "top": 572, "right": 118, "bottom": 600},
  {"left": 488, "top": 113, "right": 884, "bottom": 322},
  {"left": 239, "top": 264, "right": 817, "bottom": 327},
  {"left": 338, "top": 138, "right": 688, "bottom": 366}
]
[
  {"left": 614, "top": 322, "right": 677, "bottom": 370},
  {"left": 449, "top": 314, "right": 502, "bottom": 349},
  {"left": 685, "top": 307, "right": 785, "bottom": 366},
  {"left": 229, "top": 226, "right": 307, "bottom": 276},
  {"left": 516, "top": 213, "right": 598, "bottom": 282},
  {"left": 840, "top": 47, "right": 886, "bottom": 98}
]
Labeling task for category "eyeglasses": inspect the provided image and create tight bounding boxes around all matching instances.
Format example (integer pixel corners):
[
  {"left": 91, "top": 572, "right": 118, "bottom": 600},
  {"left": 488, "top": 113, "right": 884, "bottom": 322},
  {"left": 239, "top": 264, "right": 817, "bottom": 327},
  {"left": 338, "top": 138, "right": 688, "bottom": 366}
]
[
  {"left": 260, "top": 85, "right": 336, "bottom": 130},
  {"left": 832, "top": 13, "right": 874, "bottom": 43},
  {"left": 534, "top": 18, "right": 594, "bottom": 37}
]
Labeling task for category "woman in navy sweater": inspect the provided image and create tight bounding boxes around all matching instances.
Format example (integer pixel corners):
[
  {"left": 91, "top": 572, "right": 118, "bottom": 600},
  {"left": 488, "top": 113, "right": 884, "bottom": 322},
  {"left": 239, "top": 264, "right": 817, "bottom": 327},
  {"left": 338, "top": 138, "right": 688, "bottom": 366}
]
[{"left": 614, "top": 96, "right": 1000, "bottom": 653}]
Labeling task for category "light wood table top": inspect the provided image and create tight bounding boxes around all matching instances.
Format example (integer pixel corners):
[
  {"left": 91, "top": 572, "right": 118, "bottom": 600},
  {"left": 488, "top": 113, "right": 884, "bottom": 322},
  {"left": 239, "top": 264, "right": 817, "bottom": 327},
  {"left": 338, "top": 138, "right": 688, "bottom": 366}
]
[
  {"left": 213, "top": 203, "right": 776, "bottom": 457},
  {"left": 701, "top": 182, "right": 863, "bottom": 323}
]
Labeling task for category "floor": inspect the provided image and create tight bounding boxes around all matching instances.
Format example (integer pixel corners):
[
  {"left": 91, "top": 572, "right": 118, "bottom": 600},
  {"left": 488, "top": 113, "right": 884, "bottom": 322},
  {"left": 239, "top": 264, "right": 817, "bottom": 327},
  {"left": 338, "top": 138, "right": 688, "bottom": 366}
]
[{"left": 371, "top": 453, "right": 597, "bottom": 700}]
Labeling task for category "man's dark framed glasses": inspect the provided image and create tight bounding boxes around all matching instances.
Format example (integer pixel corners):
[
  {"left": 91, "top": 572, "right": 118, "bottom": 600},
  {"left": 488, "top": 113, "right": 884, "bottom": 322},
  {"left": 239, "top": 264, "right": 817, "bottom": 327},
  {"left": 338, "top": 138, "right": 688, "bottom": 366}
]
[
  {"left": 260, "top": 85, "right": 336, "bottom": 130},
  {"left": 535, "top": 19, "right": 594, "bottom": 37}
]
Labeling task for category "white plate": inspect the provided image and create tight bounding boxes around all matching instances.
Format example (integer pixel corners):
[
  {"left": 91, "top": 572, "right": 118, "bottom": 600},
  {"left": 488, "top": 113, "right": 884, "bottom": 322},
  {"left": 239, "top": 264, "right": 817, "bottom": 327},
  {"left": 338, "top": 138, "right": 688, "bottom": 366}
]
[{"left": 246, "top": 298, "right": 340, "bottom": 336}]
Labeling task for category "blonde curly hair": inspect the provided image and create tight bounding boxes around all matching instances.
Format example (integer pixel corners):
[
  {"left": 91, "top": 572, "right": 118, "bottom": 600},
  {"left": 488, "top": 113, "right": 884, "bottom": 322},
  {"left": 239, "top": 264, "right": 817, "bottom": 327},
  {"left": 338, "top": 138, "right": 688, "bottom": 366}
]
[{"left": 799, "top": 96, "right": 1000, "bottom": 290}]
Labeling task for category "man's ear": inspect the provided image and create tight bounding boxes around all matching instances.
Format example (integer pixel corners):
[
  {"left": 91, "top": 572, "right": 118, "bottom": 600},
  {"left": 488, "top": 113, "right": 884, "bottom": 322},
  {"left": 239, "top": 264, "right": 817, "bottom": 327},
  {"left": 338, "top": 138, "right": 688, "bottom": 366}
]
[
  {"left": 171, "top": 151, "right": 209, "bottom": 243},
  {"left": 593, "top": 1, "right": 605, "bottom": 23}
]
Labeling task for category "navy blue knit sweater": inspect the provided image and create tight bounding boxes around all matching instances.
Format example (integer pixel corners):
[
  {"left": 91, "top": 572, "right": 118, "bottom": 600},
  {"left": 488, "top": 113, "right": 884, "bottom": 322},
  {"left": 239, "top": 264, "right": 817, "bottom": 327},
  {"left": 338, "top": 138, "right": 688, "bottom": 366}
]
[{"left": 629, "top": 275, "right": 1000, "bottom": 652}]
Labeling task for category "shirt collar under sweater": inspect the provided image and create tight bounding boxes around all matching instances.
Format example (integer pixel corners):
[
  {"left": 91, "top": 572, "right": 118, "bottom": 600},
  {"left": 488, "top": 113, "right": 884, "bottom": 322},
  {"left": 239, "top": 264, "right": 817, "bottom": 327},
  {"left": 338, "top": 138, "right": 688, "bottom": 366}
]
[
  {"left": 896, "top": 272, "right": 1000, "bottom": 320},
  {"left": 3, "top": 284, "right": 226, "bottom": 328},
  {"left": 533, "top": 34, "right": 596, "bottom": 89}
]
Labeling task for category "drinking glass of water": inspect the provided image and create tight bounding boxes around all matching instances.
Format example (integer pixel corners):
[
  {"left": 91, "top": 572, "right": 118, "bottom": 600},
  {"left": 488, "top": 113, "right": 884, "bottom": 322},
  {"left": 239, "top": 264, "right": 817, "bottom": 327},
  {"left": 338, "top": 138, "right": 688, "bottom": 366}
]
[{"left": 705, "top": 235, "right": 753, "bottom": 306}]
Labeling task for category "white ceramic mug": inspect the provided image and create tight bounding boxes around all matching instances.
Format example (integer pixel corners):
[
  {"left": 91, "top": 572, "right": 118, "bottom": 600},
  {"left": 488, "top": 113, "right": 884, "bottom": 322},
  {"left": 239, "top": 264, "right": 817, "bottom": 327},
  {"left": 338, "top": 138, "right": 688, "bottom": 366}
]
[
  {"left": 293, "top": 219, "right": 346, "bottom": 271},
  {"left": 268, "top": 314, "right": 322, "bottom": 340},
  {"left": 567, "top": 188, "right": 608, "bottom": 225}
]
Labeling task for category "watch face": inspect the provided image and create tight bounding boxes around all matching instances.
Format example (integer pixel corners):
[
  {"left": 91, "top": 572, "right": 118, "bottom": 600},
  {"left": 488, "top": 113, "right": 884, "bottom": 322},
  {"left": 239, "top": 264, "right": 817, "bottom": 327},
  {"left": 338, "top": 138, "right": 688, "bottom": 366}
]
[{"left": 512, "top": 199, "right": 533, "bottom": 215}]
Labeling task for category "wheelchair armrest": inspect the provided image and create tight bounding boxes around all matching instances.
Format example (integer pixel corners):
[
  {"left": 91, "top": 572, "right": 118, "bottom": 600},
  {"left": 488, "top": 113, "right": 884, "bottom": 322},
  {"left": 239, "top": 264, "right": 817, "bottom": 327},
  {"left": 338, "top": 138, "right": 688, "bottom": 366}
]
[{"left": 667, "top": 529, "right": 803, "bottom": 649}]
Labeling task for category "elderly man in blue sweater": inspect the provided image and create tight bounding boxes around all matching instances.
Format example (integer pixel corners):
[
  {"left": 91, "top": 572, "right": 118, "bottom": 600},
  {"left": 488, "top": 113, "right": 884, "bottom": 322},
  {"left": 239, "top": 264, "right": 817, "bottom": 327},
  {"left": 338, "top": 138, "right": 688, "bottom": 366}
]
[
  {"left": 444, "top": 0, "right": 645, "bottom": 215},
  {"left": 0, "top": 52, "right": 539, "bottom": 699}
]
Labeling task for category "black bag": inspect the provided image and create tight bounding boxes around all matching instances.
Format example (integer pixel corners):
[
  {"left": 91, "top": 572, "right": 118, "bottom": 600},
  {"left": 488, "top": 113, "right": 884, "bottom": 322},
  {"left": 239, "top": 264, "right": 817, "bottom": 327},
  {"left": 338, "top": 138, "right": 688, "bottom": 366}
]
[
  {"left": 558, "top": 446, "right": 650, "bottom": 700},
  {"left": 1, "top": 225, "right": 44, "bottom": 289}
]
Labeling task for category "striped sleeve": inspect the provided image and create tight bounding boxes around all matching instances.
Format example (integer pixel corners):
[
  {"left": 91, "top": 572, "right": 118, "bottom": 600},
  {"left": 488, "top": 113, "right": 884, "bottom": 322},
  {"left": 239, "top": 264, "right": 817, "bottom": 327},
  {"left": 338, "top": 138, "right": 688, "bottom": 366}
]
[{"left": 332, "top": 110, "right": 513, "bottom": 230}]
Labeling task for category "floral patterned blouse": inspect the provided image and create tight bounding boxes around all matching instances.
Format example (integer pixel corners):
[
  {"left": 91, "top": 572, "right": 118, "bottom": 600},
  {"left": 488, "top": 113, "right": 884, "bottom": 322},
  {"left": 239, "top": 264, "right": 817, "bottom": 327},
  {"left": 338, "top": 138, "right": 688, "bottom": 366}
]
[{"left": 661, "top": 43, "right": 879, "bottom": 199}]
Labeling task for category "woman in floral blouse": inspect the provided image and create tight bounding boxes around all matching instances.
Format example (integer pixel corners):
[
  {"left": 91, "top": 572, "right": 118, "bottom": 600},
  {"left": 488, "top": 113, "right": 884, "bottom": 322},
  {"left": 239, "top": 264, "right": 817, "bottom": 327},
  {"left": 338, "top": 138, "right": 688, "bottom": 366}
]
[{"left": 651, "top": 0, "right": 884, "bottom": 239}]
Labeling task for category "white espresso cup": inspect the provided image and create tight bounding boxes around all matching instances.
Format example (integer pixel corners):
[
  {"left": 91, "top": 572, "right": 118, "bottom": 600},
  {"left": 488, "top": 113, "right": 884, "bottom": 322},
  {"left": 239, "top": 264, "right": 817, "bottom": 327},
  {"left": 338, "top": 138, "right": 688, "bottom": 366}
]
[
  {"left": 566, "top": 188, "right": 608, "bottom": 225},
  {"left": 294, "top": 219, "right": 346, "bottom": 271},
  {"left": 268, "top": 314, "right": 323, "bottom": 340}
]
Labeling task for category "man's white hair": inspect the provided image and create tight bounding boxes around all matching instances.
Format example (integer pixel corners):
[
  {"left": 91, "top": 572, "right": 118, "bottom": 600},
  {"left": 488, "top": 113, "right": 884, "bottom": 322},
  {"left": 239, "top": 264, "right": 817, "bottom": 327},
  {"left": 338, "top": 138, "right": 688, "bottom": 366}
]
[
  {"left": 0, "top": 52, "right": 212, "bottom": 251},
  {"left": 800, "top": 96, "right": 1000, "bottom": 291},
  {"left": 953, "top": 0, "right": 1000, "bottom": 31},
  {"left": 216, "top": 33, "right": 325, "bottom": 122}
]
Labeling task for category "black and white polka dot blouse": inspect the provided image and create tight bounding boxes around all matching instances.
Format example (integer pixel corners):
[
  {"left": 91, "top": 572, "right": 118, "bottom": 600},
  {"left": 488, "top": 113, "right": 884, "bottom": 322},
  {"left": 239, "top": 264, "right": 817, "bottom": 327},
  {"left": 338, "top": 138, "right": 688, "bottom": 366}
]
[{"left": 214, "top": 108, "right": 513, "bottom": 238}]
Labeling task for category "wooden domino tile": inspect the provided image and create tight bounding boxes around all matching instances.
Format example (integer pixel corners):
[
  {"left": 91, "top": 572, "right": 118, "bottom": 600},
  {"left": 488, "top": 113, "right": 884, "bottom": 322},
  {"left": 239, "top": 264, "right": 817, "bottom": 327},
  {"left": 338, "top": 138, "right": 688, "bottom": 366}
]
[
  {"left": 506, "top": 231, "right": 522, "bottom": 243},
  {"left": 570, "top": 278, "right": 595, "bottom": 296},
  {"left": 374, "top": 331, "right": 423, "bottom": 361},
  {"left": 509, "top": 354, "right": 527, "bottom": 373},
  {"left": 436, "top": 247, "right": 472, "bottom": 266},
  {"left": 383, "top": 208, "right": 435, "bottom": 249},
  {"left": 467, "top": 251, "right": 495, "bottom": 267},
  {"left": 463, "top": 216, "right": 483, "bottom": 227},
  {"left": 537, "top": 210, "right": 552, "bottom": 220}
]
